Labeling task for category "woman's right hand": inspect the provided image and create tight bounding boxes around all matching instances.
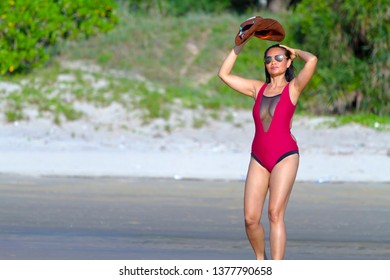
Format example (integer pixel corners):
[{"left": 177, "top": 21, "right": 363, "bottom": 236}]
[
  {"left": 233, "top": 39, "right": 248, "bottom": 55},
  {"left": 218, "top": 39, "right": 263, "bottom": 99}
]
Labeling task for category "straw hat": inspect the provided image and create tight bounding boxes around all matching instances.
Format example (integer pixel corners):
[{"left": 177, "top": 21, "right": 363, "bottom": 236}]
[{"left": 235, "top": 16, "right": 285, "bottom": 45}]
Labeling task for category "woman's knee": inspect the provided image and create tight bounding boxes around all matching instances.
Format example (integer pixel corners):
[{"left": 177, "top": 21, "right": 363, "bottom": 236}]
[
  {"left": 268, "top": 207, "right": 283, "bottom": 224},
  {"left": 244, "top": 212, "right": 261, "bottom": 228}
]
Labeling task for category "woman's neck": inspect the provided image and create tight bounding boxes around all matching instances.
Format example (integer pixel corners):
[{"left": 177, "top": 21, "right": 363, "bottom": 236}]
[{"left": 269, "top": 76, "right": 287, "bottom": 88}]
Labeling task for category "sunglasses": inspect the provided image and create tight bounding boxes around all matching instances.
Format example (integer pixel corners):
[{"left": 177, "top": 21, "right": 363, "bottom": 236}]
[{"left": 264, "top": 54, "right": 286, "bottom": 64}]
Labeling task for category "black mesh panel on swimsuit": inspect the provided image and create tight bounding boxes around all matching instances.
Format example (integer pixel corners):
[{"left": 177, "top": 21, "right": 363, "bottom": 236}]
[{"left": 260, "top": 94, "right": 281, "bottom": 132}]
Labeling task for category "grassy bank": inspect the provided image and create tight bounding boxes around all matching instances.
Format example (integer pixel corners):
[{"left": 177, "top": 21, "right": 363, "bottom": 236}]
[{"left": 0, "top": 9, "right": 389, "bottom": 130}]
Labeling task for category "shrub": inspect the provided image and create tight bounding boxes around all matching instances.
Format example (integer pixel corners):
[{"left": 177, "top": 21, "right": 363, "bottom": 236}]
[
  {"left": 291, "top": 0, "right": 389, "bottom": 115},
  {"left": 126, "top": 0, "right": 231, "bottom": 16},
  {"left": 0, "top": 0, "right": 118, "bottom": 75}
]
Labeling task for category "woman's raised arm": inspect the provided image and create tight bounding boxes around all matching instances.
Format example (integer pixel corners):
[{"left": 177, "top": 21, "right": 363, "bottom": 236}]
[
  {"left": 218, "top": 44, "right": 264, "bottom": 99},
  {"left": 280, "top": 44, "right": 318, "bottom": 104}
]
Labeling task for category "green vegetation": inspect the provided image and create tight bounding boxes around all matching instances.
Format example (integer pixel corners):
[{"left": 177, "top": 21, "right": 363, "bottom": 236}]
[
  {"left": 0, "top": 0, "right": 118, "bottom": 74},
  {"left": 328, "top": 114, "right": 390, "bottom": 131},
  {"left": 292, "top": 0, "right": 389, "bottom": 116},
  {"left": 0, "top": 0, "right": 388, "bottom": 129}
]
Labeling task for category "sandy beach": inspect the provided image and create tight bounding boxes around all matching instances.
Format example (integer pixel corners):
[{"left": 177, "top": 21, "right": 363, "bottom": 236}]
[
  {"left": 0, "top": 107, "right": 389, "bottom": 260},
  {"left": 0, "top": 175, "right": 389, "bottom": 260},
  {"left": 0, "top": 110, "right": 389, "bottom": 182}
]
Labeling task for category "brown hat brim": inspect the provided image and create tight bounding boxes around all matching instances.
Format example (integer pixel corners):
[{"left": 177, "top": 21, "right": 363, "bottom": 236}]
[{"left": 234, "top": 16, "right": 285, "bottom": 46}]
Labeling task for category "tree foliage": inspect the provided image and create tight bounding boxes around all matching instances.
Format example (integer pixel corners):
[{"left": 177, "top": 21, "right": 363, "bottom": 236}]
[
  {"left": 0, "top": 0, "right": 118, "bottom": 75},
  {"left": 291, "top": 0, "right": 389, "bottom": 115},
  {"left": 125, "top": 0, "right": 295, "bottom": 15}
]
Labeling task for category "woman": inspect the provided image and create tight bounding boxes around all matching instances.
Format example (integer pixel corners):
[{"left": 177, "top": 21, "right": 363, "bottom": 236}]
[{"left": 218, "top": 42, "right": 317, "bottom": 259}]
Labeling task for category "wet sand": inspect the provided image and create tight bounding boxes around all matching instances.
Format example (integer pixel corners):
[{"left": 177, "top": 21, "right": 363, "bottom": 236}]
[{"left": 0, "top": 175, "right": 389, "bottom": 260}]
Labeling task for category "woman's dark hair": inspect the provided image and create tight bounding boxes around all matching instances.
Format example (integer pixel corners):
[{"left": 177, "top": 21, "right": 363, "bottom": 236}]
[{"left": 264, "top": 44, "right": 295, "bottom": 83}]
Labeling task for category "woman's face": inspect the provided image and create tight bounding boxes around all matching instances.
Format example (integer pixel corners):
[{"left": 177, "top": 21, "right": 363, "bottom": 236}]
[{"left": 264, "top": 47, "right": 291, "bottom": 76}]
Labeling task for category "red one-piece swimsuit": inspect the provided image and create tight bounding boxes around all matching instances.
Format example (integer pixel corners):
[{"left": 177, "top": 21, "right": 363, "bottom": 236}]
[{"left": 251, "top": 83, "right": 299, "bottom": 173}]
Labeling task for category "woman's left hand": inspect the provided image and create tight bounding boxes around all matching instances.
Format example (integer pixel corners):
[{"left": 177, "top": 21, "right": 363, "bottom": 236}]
[{"left": 279, "top": 44, "right": 298, "bottom": 60}]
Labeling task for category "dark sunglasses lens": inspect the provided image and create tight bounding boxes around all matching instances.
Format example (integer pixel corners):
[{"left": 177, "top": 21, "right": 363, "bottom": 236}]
[
  {"left": 265, "top": 56, "right": 272, "bottom": 64},
  {"left": 275, "top": 55, "right": 284, "bottom": 62}
]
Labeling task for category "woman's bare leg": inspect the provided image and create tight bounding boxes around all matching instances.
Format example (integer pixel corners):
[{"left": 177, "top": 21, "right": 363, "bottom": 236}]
[
  {"left": 268, "top": 154, "right": 299, "bottom": 259},
  {"left": 244, "top": 157, "right": 270, "bottom": 260}
]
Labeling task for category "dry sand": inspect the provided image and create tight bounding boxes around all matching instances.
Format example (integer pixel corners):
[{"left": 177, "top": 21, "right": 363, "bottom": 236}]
[{"left": 0, "top": 110, "right": 389, "bottom": 182}]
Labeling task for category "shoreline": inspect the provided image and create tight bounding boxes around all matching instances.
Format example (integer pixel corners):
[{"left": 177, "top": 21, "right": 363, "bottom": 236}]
[
  {"left": 1, "top": 173, "right": 389, "bottom": 186},
  {"left": 1, "top": 151, "right": 389, "bottom": 183}
]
